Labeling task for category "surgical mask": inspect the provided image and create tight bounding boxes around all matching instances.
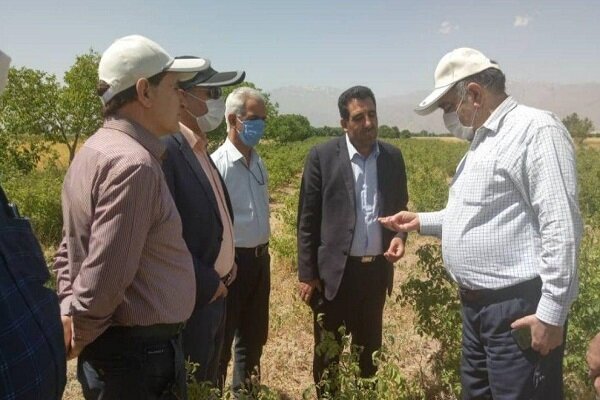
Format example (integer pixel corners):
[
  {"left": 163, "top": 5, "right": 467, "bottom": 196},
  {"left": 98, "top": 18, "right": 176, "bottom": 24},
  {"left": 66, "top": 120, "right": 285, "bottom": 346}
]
[
  {"left": 186, "top": 92, "right": 225, "bottom": 133},
  {"left": 237, "top": 118, "right": 266, "bottom": 147},
  {"left": 443, "top": 93, "right": 478, "bottom": 141}
]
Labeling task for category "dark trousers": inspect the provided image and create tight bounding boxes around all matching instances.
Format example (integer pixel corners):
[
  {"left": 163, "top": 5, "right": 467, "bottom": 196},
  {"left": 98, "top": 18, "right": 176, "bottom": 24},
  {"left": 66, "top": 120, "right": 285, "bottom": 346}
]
[
  {"left": 313, "top": 256, "right": 388, "bottom": 388},
  {"left": 77, "top": 326, "right": 187, "bottom": 400},
  {"left": 460, "top": 278, "right": 565, "bottom": 400},
  {"left": 182, "top": 296, "right": 226, "bottom": 385},
  {"left": 219, "top": 248, "right": 270, "bottom": 393}
]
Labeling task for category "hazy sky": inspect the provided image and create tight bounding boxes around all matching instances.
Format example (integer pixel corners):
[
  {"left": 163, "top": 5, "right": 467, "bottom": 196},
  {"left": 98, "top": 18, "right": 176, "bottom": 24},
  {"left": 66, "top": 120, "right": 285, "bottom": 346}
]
[{"left": 2, "top": 0, "right": 598, "bottom": 96}]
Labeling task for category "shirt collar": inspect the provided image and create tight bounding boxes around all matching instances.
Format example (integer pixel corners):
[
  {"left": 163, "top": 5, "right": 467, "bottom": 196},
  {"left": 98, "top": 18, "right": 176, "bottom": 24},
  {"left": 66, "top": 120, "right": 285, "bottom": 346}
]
[
  {"left": 345, "top": 133, "right": 380, "bottom": 160},
  {"left": 480, "top": 96, "right": 519, "bottom": 134},
  {"left": 103, "top": 117, "right": 166, "bottom": 160},
  {"left": 179, "top": 122, "right": 207, "bottom": 153},
  {"left": 223, "top": 137, "right": 247, "bottom": 163}
]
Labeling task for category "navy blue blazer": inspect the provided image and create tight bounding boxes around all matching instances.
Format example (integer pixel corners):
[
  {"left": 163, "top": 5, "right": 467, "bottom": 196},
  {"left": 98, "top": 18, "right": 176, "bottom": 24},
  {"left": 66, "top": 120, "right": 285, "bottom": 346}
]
[{"left": 162, "top": 132, "right": 234, "bottom": 307}]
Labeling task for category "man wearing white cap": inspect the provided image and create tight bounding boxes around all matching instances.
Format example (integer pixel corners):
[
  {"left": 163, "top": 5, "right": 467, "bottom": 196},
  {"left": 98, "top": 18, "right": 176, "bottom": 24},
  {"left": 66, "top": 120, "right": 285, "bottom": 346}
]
[
  {"left": 53, "top": 35, "right": 206, "bottom": 399},
  {"left": 380, "top": 48, "right": 582, "bottom": 399},
  {"left": 162, "top": 56, "right": 245, "bottom": 385}
]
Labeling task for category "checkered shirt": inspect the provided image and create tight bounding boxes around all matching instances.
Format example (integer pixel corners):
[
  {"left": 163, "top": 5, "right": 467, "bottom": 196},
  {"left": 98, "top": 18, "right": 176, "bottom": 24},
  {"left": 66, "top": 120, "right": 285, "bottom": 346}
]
[{"left": 419, "top": 96, "right": 583, "bottom": 326}]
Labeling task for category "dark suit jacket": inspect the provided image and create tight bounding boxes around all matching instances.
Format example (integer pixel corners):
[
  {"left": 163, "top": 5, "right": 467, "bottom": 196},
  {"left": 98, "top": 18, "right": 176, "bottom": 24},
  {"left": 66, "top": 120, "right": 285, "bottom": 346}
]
[
  {"left": 162, "top": 132, "right": 234, "bottom": 307},
  {"left": 297, "top": 136, "right": 409, "bottom": 300}
]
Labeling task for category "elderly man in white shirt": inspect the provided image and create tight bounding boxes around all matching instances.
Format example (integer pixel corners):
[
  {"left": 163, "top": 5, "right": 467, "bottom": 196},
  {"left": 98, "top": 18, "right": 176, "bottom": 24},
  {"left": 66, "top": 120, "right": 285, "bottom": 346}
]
[
  {"left": 212, "top": 87, "right": 270, "bottom": 394},
  {"left": 380, "top": 48, "right": 582, "bottom": 400}
]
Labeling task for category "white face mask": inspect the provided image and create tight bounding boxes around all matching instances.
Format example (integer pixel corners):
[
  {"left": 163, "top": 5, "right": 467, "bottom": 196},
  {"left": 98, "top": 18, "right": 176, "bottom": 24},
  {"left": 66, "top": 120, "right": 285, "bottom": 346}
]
[
  {"left": 185, "top": 92, "right": 226, "bottom": 133},
  {"left": 443, "top": 111, "right": 474, "bottom": 141},
  {"left": 443, "top": 93, "right": 478, "bottom": 141},
  {"left": 196, "top": 99, "right": 225, "bottom": 132}
]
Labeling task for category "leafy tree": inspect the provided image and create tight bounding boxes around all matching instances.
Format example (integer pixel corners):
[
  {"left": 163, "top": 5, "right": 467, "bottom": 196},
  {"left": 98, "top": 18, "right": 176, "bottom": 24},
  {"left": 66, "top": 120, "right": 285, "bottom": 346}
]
[
  {"left": 378, "top": 125, "right": 396, "bottom": 138},
  {"left": 0, "top": 50, "right": 102, "bottom": 163},
  {"left": 266, "top": 113, "right": 312, "bottom": 142},
  {"left": 313, "top": 126, "right": 343, "bottom": 137},
  {"left": 562, "top": 112, "right": 594, "bottom": 146},
  {"left": 399, "top": 129, "right": 411, "bottom": 139}
]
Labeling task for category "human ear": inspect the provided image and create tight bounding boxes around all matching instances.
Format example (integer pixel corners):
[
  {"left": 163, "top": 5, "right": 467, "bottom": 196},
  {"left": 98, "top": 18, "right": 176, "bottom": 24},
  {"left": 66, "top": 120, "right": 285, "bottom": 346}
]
[
  {"left": 467, "top": 82, "right": 483, "bottom": 108},
  {"left": 136, "top": 79, "right": 152, "bottom": 108}
]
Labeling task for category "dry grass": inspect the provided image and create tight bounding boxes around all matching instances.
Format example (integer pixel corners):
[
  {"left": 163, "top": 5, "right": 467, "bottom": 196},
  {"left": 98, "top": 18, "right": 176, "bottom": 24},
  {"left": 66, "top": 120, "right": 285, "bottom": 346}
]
[{"left": 584, "top": 137, "right": 600, "bottom": 149}]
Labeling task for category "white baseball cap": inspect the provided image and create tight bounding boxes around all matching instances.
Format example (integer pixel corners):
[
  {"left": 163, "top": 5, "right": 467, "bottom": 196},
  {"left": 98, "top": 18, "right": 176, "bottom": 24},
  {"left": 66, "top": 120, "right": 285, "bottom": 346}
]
[
  {"left": 415, "top": 47, "right": 501, "bottom": 115},
  {"left": 98, "top": 35, "right": 209, "bottom": 104},
  {"left": 0, "top": 50, "right": 11, "bottom": 94}
]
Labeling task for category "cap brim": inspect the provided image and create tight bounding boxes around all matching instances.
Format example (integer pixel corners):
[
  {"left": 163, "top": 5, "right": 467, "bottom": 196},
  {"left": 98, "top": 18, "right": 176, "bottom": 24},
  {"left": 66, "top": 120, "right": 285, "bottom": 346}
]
[
  {"left": 179, "top": 68, "right": 245, "bottom": 89},
  {"left": 414, "top": 83, "right": 454, "bottom": 115},
  {"left": 168, "top": 57, "right": 210, "bottom": 82}
]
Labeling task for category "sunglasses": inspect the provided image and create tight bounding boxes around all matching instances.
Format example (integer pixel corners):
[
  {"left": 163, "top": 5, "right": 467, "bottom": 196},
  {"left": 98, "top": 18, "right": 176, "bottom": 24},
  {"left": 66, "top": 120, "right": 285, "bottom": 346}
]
[{"left": 195, "top": 87, "right": 222, "bottom": 100}]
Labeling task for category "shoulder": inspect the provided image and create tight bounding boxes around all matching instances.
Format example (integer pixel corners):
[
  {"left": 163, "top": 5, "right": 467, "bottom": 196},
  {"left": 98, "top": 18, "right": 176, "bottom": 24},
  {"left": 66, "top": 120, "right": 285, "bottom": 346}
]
[
  {"left": 506, "top": 105, "right": 572, "bottom": 147},
  {"left": 378, "top": 140, "right": 405, "bottom": 164},
  {"left": 86, "top": 130, "right": 161, "bottom": 181},
  {"left": 378, "top": 140, "right": 402, "bottom": 155},
  {"left": 312, "top": 136, "right": 342, "bottom": 156},
  {"left": 210, "top": 143, "right": 226, "bottom": 162}
]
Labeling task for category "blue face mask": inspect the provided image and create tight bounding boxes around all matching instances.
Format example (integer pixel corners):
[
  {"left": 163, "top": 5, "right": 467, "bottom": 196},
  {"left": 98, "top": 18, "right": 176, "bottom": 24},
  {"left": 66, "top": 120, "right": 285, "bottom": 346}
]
[{"left": 237, "top": 118, "right": 265, "bottom": 147}]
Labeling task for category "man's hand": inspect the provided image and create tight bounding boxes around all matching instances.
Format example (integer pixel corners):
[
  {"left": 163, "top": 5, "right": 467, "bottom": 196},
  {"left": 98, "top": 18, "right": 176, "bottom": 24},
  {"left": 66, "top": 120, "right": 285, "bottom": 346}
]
[
  {"left": 298, "top": 279, "right": 322, "bottom": 304},
  {"left": 61, "top": 316, "right": 72, "bottom": 355},
  {"left": 378, "top": 211, "right": 420, "bottom": 233},
  {"left": 209, "top": 281, "right": 228, "bottom": 303},
  {"left": 63, "top": 317, "right": 82, "bottom": 360},
  {"left": 67, "top": 335, "right": 83, "bottom": 360},
  {"left": 511, "top": 315, "right": 564, "bottom": 356},
  {"left": 384, "top": 237, "right": 405, "bottom": 263}
]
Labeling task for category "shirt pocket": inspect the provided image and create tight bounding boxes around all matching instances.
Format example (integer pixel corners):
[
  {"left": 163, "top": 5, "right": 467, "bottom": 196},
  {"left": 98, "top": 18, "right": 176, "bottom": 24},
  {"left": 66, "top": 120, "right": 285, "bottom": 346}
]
[{"left": 461, "top": 160, "right": 498, "bottom": 206}]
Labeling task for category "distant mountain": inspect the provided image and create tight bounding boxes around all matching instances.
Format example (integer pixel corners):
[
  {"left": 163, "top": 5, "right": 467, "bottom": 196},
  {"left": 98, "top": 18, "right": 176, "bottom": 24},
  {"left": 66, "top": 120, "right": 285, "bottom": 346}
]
[{"left": 269, "top": 82, "right": 600, "bottom": 133}]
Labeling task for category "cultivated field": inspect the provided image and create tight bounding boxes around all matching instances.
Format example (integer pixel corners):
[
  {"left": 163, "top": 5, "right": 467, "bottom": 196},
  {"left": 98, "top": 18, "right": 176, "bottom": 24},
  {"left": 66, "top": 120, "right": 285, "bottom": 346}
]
[{"left": 6, "top": 136, "right": 598, "bottom": 399}]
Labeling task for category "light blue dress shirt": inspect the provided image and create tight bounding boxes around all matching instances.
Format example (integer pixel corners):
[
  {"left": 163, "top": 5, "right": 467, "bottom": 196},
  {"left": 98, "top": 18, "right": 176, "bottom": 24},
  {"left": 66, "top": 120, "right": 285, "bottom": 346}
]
[
  {"left": 211, "top": 138, "right": 270, "bottom": 248},
  {"left": 345, "top": 134, "right": 383, "bottom": 257},
  {"left": 418, "top": 97, "right": 582, "bottom": 326}
]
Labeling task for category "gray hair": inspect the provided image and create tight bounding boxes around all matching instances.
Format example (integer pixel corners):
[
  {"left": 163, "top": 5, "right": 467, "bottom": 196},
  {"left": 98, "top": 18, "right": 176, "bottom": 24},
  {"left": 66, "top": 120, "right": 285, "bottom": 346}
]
[
  {"left": 225, "top": 87, "right": 266, "bottom": 130},
  {"left": 454, "top": 67, "right": 506, "bottom": 98}
]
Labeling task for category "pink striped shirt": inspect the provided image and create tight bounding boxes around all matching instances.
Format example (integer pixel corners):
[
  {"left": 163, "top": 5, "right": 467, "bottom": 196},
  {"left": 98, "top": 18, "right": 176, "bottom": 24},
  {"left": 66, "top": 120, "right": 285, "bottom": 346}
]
[{"left": 53, "top": 118, "right": 196, "bottom": 349}]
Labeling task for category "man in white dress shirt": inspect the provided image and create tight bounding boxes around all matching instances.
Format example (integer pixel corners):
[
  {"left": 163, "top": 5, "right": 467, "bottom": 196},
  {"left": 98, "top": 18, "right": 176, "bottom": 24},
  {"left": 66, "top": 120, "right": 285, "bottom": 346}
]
[
  {"left": 212, "top": 87, "right": 270, "bottom": 394},
  {"left": 380, "top": 48, "right": 582, "bottom": 400}
]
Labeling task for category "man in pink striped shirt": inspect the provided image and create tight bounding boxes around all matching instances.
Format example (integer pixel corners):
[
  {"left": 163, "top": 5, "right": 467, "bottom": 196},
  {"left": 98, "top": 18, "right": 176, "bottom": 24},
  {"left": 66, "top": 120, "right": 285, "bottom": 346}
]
[{"left": 53, "top": 35, "right": 206, "bottom": 400}]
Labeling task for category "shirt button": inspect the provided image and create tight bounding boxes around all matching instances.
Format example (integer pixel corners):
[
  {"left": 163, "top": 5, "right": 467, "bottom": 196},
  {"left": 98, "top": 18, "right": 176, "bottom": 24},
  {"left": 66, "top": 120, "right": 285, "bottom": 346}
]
[{"left": 342, "top": 250, "right": 348, "bottom": 256}]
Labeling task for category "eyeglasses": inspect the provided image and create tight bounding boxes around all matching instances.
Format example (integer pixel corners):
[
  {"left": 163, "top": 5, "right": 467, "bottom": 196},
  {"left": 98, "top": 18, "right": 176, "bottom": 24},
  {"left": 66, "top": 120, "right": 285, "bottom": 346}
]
[{"left": 196, "top": 87, "right": 222, "bottom": 100}]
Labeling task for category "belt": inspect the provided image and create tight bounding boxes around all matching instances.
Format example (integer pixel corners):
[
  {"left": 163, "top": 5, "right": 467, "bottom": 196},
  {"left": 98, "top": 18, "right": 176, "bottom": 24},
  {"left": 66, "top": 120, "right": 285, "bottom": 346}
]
[
  {"left": 236, "top": 242, "right": 269, "bottom": 258},
  {"left": 347, "top": 255, "right": 384, "bottom": 264},
  {"left": 459, "top": 277, "right": 542, "bottom": 305},
  {"left": 103, "top": 322, "right": 185, "bottom": 340}
]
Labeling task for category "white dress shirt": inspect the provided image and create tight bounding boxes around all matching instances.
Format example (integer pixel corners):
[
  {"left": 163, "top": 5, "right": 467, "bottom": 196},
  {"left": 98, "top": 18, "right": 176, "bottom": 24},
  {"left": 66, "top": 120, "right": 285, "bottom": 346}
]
[
  {"left": 211, "top": 138, "right": 270, "bottom": 248},
  {"left": 419, "top": 96, "right": 582, "bottom": 326}
]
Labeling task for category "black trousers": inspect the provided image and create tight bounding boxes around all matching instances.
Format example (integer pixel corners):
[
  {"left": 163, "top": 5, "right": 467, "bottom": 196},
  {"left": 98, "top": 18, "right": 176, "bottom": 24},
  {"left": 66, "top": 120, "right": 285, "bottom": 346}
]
[
  {"left": 77, "top": 326, "right": 187, "bottom": 400},
  {"left": 460, "top": 278, "right": 565, "bottom": 400},
  {"left": 218, "top": 247, "right": 270, "bottom": 392},
  {"left": 312, "top": 256, "right": 388, "bottom": 388}
]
